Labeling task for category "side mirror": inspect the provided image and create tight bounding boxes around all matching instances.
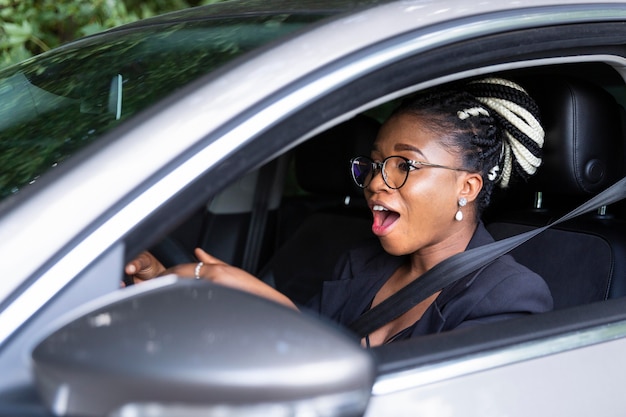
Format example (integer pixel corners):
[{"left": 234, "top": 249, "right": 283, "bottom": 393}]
[{"left": 32, "top": 279, "right": 375, "bottom": 417}]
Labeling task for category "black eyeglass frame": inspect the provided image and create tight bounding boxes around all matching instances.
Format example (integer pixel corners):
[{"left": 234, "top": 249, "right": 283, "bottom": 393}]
[{"left": 350, "top": 155, "right": 470, "bottom": 190}]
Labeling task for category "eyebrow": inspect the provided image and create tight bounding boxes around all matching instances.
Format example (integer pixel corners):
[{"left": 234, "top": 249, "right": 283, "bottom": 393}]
[{"left": 372, "top": 142, "right": 427, "bottom": 158}]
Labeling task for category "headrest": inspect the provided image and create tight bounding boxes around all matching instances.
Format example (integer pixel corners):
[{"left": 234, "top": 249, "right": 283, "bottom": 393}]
[
  {"left": 524, "top": 76, "right": 625, "bottom": 195},
  {"left": 295, "top": 114, "right": 380, "bottom": 196}
]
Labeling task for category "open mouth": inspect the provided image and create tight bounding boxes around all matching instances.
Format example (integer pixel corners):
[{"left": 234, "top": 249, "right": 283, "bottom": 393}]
[{"left": 372, "top": 204, "right": 400, "bottom": 234}]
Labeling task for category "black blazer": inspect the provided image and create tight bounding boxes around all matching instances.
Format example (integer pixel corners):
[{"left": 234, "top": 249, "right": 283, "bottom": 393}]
[{"left": 307, "top": 223, "right": 553, "bottom": 342}]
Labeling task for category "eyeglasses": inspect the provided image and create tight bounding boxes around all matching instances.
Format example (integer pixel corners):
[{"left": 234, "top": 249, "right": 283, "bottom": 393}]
[{"left": 350, "top": 155, "right": 467, "bottom": 190}]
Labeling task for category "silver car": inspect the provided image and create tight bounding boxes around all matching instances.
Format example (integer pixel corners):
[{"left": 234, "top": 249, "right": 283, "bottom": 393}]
[{"left": 2, "top": 0, "right": 626, "bottom": 416}]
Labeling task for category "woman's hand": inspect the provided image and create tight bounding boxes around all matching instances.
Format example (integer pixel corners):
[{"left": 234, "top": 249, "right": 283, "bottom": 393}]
[
  {"left": 191, "top": 248, "right": 298, "bottom": 311},
  {"left": 124, "top": 251, "right": 166, "bottom": 284},
  {"left": 125, "top": 248, "right": 297, "bottom": 311}
]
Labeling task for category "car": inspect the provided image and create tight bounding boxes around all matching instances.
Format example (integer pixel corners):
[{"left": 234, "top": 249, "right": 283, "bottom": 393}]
[{"left": 2, "top": 0, "right": 626, "bottom": 415}]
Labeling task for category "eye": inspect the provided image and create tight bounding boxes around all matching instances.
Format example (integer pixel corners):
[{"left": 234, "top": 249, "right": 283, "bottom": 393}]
[{"left": 397, "top": 160, "right": 417, "bottom": 173}]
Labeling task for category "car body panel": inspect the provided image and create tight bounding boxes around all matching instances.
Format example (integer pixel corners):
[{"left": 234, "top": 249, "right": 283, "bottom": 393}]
[{"left": 368, "top": 333, "right": 626, "bottom": 417}]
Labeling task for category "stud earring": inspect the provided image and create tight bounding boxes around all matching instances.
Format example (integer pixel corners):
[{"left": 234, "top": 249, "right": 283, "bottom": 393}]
[{"left": 455, "top": 197, "right": 467, "bottom": 221}]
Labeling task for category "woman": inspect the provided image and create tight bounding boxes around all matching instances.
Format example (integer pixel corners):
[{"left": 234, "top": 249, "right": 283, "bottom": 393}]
[{"left": 126, "top": 77, "right": 553, "bottom": 346}]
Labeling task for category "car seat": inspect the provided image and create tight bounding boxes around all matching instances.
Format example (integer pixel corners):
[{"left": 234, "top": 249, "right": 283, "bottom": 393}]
[
  {"left": 486, "top": 76, "right": 626, "bottom": 309},
  {"left": 259, "top": 115, "right": 380, "bottom": 305},
  {"left": 151, "top": 155, "right": 287, "bottom": 273}
]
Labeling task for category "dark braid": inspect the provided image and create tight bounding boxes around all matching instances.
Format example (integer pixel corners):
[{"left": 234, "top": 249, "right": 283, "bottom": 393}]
[{"left": 392, "top": 77, "right": 544, "bottom": 216}]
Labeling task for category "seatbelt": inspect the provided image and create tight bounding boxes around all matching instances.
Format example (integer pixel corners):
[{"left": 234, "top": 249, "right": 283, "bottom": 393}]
[
  {"left": 349, "top": 176, "right": 626, "bottom": 338},
  {"left": 241, "top": 161, "right": 277, "bottom": 274}
]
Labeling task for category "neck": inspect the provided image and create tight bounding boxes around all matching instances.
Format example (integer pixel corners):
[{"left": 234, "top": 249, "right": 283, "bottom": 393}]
[{"left": 405, "top": 221, "right": 478, "bottom": 278}]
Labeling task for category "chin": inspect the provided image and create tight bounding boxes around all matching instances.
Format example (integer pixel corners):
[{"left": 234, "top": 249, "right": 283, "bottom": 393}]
[{"left": 378, "top": 238, "right": 410, "bottom": 257}]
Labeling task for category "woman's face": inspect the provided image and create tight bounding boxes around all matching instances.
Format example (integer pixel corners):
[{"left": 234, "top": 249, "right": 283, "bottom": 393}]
[{"left": 365, "top": 113, "right": 473, "bottom": 256}]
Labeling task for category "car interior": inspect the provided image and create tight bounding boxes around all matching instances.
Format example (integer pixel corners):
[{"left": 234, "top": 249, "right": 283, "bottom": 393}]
[{"left": 140, "top": 62, "right": 626, "bottom": 348}]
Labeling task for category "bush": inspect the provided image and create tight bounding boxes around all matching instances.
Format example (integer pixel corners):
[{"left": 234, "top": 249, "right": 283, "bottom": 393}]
[{"left": 0, "top": 0, "right": 223, "bottom": 68}]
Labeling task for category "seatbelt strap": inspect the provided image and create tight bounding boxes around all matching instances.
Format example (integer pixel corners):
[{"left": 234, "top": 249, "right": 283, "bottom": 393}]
[
  {"left": 349, "top": 176, "right": 626, "bottom": 338},
  {"left": 241, "top": 161, "right": 276, "bottom": 274}
]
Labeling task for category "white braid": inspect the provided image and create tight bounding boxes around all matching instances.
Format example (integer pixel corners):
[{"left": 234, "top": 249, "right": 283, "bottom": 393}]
[
  {"left": 477, "top": 97, "right": 544, "bottom": 147},
  {"left": 506, "top": 131, "right": 542, "bottom": 172},
  {"left": 472, "top": 77, "right": 525, "bottom": 92},
  {"left": 457, "top": 107, "right": 490, "bottom": 120},
  {"left": 500, "top": 142, "right": 514, "bottom": 188}
]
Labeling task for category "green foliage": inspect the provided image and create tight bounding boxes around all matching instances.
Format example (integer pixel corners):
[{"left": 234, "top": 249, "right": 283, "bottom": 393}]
[{"left": 0, "top": 0, "right": 224, "bottom": 69}]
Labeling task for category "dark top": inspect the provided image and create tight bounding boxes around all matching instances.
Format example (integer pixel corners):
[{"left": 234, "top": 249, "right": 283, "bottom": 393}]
[{"left": 306, "top": 222, "right": 553, "bottom": 342}]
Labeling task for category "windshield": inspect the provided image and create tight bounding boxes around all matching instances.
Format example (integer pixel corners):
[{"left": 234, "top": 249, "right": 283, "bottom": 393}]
[{"left": 0, "top": 11, "right": 331, "bottom": 201}]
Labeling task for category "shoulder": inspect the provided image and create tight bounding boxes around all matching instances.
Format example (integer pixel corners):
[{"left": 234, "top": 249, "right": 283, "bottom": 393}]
[
  {"left": 474, "top": 255, "right": 553, "bottom": 312},
  {"left": 439, "top": 254, "right": 553, "bottom": 330},
  {"left": 436, "top": 222, "right": 553, "bottom": 329}
]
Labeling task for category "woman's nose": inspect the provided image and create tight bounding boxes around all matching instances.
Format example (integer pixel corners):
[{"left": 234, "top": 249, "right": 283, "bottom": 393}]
[{"left": 367, "top": 166, "right": 388, "bottom": 192}]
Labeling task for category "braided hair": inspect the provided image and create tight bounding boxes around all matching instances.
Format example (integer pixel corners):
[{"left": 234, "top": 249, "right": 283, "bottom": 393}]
[{"left": 392, "top": 77, "right": 544, "bottom": 215}]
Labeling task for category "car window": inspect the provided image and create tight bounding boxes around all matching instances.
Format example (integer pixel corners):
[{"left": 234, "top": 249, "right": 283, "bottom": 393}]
[{"left": 0, "top": 13, "right": 330, "bottom": 202}]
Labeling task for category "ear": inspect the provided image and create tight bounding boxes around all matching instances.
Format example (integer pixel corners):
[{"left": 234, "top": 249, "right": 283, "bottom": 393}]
[{"left": 457, "top": 171, "right": 483, "bottom": 203}]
